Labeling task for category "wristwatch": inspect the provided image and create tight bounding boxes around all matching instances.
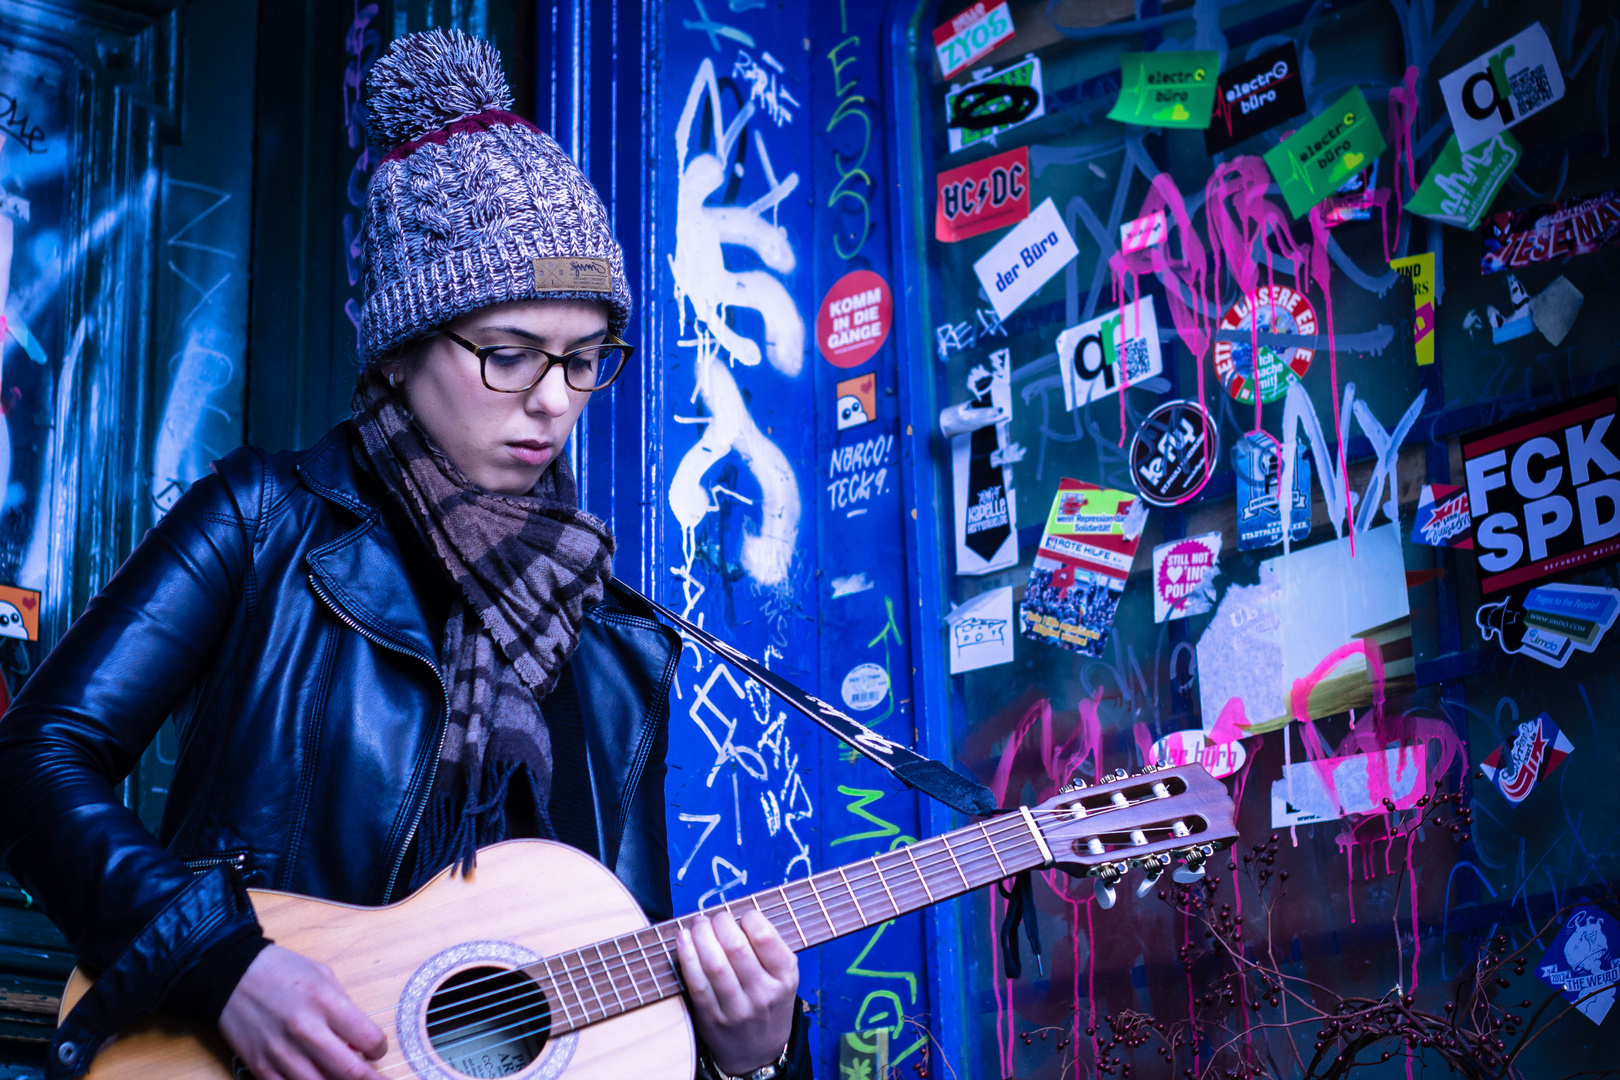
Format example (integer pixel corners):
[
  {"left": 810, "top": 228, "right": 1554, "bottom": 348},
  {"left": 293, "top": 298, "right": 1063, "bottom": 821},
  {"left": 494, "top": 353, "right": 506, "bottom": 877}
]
[{"left": 704, "top": 1039, "right": 792, "bottom": 1080}]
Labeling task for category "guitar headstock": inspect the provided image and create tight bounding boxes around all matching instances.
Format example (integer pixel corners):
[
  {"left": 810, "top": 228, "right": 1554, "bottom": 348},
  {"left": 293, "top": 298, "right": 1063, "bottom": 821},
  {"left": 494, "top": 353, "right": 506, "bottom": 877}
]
[{"left": 1028, "top": 762, "right": 1239, "bottom": 908}]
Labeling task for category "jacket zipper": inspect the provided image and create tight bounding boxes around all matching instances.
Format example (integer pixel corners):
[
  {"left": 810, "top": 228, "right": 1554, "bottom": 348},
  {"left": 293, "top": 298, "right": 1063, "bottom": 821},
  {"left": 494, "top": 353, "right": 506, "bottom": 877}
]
[
  {"left": 182, "top": 851, "right": 248, "bottom": 874},
  {"left": 306, "top": 573, "right": 451, "bottom": 903}
]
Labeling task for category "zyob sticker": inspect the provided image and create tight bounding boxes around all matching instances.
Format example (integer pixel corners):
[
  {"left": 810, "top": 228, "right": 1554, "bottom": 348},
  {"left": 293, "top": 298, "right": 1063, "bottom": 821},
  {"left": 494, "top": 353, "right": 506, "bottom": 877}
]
[{"left": 1438, "top": 22, "right": 1565, "bottom": 151}]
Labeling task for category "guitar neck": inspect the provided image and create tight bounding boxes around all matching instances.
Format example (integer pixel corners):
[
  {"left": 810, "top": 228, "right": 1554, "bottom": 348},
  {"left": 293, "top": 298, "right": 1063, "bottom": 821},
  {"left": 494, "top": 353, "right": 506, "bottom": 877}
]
[{"left": 532, "top": 812, "right": 1050, "bottom": 1034}]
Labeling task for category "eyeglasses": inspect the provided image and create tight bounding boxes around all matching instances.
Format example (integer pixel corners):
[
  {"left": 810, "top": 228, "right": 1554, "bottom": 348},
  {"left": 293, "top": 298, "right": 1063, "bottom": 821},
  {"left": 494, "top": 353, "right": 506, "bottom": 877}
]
[{"left": 440, "top": 329, "right": 634, "bottom": 394}]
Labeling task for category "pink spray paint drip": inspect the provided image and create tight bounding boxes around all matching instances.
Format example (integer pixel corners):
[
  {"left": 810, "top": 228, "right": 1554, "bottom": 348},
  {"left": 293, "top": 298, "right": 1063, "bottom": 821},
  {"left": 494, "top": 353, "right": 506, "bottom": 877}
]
[
  {"left": 1088, "top": 899, "right": 1100, "bottom": 1074},
  {"left": 1108, "top": 174, "right": 1214, "bottom": 462},
  {"left": 1071, "top": 898, "right": 1082, "bottom": 1080},
  {"left": 1306, "top": 204, "right": 1356, "bottom": 554},
  {"left": 1385, "top": 66, "right": 1421, "bottom": 249},
  {"left": 989, "top": 888, "right": 1008, "bottom": 1078},
  {"left": 985, "top": 692, "right": 1107, "bottom": 1075}
]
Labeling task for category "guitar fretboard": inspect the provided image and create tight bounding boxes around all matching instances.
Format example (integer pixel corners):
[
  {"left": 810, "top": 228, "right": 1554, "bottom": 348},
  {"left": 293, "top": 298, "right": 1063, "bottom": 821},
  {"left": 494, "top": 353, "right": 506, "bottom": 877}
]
[{"left": 530, "top": 812, "right": 1049, "bottom": 1036}]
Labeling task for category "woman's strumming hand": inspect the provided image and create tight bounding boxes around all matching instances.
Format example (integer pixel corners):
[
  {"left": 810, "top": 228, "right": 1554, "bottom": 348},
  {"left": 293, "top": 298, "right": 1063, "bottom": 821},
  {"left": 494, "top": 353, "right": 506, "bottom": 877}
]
[
  {"left": 219, "top": 944, "right": 389, "bottom": 1080},
  {"left": 677, "top": 909, "right": 799, "bottom": 1076}
]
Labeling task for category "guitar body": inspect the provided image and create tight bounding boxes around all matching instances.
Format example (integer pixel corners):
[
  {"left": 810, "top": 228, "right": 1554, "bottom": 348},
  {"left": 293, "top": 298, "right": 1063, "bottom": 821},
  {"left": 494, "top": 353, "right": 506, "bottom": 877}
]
[{"left": 59, "top": 840, "right": 696, "bottom": 1080}]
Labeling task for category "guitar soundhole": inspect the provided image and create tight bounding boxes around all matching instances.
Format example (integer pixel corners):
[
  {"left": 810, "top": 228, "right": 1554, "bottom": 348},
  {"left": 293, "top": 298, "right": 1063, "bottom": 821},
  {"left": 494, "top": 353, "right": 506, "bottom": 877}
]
[{"left": 425, "top": 965, "right": 550, "bottom": 1078}]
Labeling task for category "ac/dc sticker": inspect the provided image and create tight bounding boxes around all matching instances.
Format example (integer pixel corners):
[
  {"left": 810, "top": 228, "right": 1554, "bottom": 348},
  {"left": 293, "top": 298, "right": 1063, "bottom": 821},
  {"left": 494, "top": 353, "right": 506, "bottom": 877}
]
[
  {"left": 1212, "top": 285, "right": 1317, "bottom": 404},
  {"left": 1130, "top": 399, "right": 1218, "bottom": 506}
]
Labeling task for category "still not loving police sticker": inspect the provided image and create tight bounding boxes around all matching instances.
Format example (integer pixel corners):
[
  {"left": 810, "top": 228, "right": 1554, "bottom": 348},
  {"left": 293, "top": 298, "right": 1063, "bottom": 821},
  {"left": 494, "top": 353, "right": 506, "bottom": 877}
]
[{"left": 1131, "top": 399, "right": 1218, "bottom": 506}]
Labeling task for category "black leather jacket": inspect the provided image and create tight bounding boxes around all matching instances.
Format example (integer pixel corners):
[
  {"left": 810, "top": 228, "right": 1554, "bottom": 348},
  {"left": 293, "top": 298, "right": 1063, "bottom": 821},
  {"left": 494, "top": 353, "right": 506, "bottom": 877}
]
[{"left": 0, "top": 423, "right": 810, "bottom": 1079}]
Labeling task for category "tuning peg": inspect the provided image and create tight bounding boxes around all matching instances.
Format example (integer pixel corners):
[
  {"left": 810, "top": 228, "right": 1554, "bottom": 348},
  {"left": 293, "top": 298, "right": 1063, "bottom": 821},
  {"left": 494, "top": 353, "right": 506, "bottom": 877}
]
[
  {"left": 1135, "top": 869, "right": 1163, "bottom": 897},
  {"left": 1095, "top": 877, "right": 1117, "bottom": 908},
  {"left": 1059, "top": 777, "right": 1088, "bottom": 793},
  {"left": 1172, "top": 844, "right": 1212, "bottom": 883}
]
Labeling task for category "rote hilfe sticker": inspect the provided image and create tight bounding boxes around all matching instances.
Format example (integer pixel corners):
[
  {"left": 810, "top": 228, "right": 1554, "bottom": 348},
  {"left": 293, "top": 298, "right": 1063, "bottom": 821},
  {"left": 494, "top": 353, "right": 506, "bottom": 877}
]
[
  {"left": 1438, "top": 22, "right": 1566, "bottom": 151},
  {"left": 1263, "top": 87, "right": 1387, "bottom": 218},
  {"left": 1152, "top": 532, "right": 1222, "bottom": 623},
  {"left": 1204, "top": 43, "right": 1306, "bottom": 153},
  {"left": 817, "top": 269, "right": 893, "bottom": 368},
  {"left": 1055, "top": 295, "right": 1164, "bottom": 412},
  {"left": 0, "top": 584, "right": 40, "bottom": 642},
  {"left": 1233, "top": 431, "right": 1311, "bottom": 550},
  {"left": 1119, "top": 209, "right": 1167, "bottom": 254},
  {"left": 1462, "top": 388, "right": 1620, "bottom": 593},
  {"left": 1147, "top": 728, "right": 1246, "bottom": 779},
  {"left": 1474, "top": 586, "right": 1620, "bottom": 669},
  {"left": 1212, "top": 284, "right": 1317, "bottom": 404},
  {"left": 1389, "top": 252, "right": 1435, "bottom": 367},
  {"left": 1407, "top": 132, "right": 1521, "bottom": 231},
  {"left": 1019, "top": 479, "right": 1145, "bottom": 658},
  {"left": 935, "top": 145, "right": 1030, "bottom": 243},
  {"left": 1536, "top": 906, "right": 1620, "bottom": 1026},
  {"left": 972, "top": 196, "right": 1079, "bottom": 321},
  {"left": 1479, "top": 711, "right": 1572, "bottom": 804},
  {"left": 835, "top": 372, "right": 876, "bottom": 431},
  {"left": 1130, "top": 399, "right": 1218, "bottom": 507},
  {"left": 933, "top": 1, "right": 1016, "bottom": 80},
  {"left": 840, "top": 662, "right": 891, "bottom": 712},
  {"left": 1411, "top": 484, "right": 1473, "bottom": 548},
  {"left": 946, "top": 55, "right": 1045, "bottom": 154},
  {"left": 1480, "top": 187, "right": 1620, "bottom": 274},
  {"left": 1106, "top": 51, "right": 1219, "bottom": 129}
]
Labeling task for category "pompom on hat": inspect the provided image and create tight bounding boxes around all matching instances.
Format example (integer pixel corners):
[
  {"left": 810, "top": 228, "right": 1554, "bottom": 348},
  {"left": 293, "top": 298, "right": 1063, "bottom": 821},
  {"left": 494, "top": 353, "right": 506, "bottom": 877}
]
[{"left": 357, "top": 29, "right": 630, "bottom": 365}]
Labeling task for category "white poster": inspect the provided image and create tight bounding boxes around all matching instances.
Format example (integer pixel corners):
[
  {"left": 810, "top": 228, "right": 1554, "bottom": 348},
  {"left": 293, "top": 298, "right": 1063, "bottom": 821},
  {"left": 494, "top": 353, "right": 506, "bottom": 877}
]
[
  {"left": 1056, "top": 296, "right": 1164, "bottom": 411},
  {"left": 947, "top": 585, "right": 1015, "bottom": 673},
  {"left": 973, "top": 197, "right": 1079, "bottom": 321},
  {"left": 1438, "top": 22, "right": 1565, "bottom": 150},
  {"left": 1270, "top": 745, "right": 1427, "bottom": 827},
  {"left": 1198, "top": 524, "right": 1410, "bottom": 733}
]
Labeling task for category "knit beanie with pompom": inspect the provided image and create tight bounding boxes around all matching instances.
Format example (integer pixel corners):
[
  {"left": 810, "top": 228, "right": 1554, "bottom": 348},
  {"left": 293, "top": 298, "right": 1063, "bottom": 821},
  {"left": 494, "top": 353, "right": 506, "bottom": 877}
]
[{"left": 357, "top": 28, "right": 630, "bottom": 365}]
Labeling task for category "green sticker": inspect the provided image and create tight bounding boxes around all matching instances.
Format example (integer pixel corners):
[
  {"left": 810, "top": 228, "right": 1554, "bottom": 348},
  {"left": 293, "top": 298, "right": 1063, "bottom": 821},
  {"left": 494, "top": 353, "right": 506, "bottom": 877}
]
[
  {"left": 1106, "top": 51, "right": 1219, "bottom": 129},
  {"left": 1263, "top": 88, "right": 1388, "bottom": 218},
  {"left": 1406, "top": 131, "right": 1521, "bottom": 231}
]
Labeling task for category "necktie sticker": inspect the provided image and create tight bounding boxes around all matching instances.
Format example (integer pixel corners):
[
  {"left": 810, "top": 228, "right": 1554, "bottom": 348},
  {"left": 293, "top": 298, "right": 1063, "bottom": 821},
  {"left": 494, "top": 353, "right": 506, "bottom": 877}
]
[
  {"left": 1438, "top": 23, "right": 1565, "bottom": 151},
  {"left": 1106, "top": 51, "right": 1219, "bottom": 129},
  {"left": 1263, "top": 87, "right": 1387, "bottom": 218}
]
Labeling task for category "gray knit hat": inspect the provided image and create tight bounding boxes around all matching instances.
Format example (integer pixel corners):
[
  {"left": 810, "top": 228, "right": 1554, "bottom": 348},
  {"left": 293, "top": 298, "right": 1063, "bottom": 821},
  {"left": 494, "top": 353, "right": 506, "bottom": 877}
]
[{"left": 358, "top": 29, "right": 630, "bottom": 365}]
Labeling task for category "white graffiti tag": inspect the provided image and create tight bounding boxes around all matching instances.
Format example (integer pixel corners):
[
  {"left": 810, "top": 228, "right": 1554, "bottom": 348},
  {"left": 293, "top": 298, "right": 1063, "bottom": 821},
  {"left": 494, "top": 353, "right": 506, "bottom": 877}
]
[
  {"left": 670, "top": 57, "right": 804, "bottom": 374},
  {"left": 667, "top": 58, "right": 805, "bottom": 600}
]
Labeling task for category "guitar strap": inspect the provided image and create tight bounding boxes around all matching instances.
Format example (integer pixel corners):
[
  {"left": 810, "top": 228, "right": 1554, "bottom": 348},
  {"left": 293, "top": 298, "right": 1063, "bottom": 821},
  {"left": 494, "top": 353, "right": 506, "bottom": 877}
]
[{"left": 630, "top": 587, "right": 999, "bottom": 817}]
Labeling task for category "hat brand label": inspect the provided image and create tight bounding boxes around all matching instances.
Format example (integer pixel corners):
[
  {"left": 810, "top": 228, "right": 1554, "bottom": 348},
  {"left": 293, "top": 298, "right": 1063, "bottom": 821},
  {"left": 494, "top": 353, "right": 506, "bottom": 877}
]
[{"left": 533, "top": 257, "right": 612, "bottom": 294}]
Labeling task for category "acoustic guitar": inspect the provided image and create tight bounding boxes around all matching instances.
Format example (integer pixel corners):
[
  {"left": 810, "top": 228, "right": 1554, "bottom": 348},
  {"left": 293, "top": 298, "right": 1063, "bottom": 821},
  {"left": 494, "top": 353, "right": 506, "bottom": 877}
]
[{"left": 60, "top": 762, "right": 1236, "bottom": 1079}]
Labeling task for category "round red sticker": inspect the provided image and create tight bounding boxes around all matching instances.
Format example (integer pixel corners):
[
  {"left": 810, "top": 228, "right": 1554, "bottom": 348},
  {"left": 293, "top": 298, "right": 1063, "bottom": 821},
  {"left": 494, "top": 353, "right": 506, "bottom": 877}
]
[{"left": 817, "top": 270, "right": 893, "bottom": 368}]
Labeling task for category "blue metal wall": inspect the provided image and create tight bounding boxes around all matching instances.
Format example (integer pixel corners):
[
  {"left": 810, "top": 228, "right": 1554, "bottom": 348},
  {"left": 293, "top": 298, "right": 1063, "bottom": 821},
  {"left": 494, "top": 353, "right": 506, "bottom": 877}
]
[{"left": 549, "top": 2, "right": 943, "bottom": 1074}]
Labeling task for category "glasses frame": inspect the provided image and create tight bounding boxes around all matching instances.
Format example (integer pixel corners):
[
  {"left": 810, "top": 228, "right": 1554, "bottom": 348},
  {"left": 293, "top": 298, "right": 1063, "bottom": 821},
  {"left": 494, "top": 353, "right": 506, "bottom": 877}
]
[{"left": 440, "top": 329, "right": 635, "bottom": 394}]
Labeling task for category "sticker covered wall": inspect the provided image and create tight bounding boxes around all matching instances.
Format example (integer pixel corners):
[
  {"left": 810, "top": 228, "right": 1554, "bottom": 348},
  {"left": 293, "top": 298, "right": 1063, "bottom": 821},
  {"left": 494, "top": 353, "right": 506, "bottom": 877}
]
[{"left": 789, "top": 0, "right": 1620, "bottom": 1074}]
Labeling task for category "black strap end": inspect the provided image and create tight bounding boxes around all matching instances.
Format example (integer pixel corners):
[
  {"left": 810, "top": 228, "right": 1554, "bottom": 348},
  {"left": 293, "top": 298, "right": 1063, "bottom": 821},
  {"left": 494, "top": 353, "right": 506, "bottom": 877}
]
[{"left": 891, "top": 759, "right": 999, "bottom": 816}]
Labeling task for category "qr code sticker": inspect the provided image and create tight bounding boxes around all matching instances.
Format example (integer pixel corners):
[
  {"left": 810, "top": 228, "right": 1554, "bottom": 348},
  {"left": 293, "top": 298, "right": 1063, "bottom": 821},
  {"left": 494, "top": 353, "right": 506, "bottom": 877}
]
[
  {"left": 1509, "top": 65, "right": 1553, "bottom": 115},
  {"left": 1121, "top": 337, "right": 1152, "bottom": 380}
]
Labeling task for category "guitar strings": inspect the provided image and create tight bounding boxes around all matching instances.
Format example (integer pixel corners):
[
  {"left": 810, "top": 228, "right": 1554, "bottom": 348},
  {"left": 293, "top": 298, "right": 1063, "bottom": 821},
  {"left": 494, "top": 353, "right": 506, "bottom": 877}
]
[
  {"left": 368, "top": 813, "right": 1045, "bottom": 1076},
  {"left": 361, "top": 809, "right": 1066, "bottom": 1033},
  {"left": 367, "top": 804, "right": 1197, "bottom": 1052},
  {"left": 367, "top": 803, "right": 1196, "bottom": 1061},
  {"left": 367, "top": 804, "right": 1205, "bottom": 1070}
]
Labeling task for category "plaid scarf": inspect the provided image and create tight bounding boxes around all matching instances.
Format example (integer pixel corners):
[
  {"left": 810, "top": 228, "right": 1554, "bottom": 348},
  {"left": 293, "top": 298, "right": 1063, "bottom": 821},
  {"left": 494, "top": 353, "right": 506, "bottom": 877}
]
[{"left": 349, "top": 369, "right": 614, "bottom": 879}]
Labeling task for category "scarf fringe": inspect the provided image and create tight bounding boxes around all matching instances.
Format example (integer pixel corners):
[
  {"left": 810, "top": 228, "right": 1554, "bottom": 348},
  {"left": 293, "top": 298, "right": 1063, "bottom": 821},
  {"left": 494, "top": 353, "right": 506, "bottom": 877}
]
[{"left": 409, "top": 756, "right": 557, "bottom": 889}]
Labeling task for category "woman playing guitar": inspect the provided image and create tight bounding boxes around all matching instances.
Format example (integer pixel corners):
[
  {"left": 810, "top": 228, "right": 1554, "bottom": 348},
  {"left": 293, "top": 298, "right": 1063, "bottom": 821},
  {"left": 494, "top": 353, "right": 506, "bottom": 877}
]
[{"left": 0, "top": 29, "right": 807, "bottom": 1080}]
